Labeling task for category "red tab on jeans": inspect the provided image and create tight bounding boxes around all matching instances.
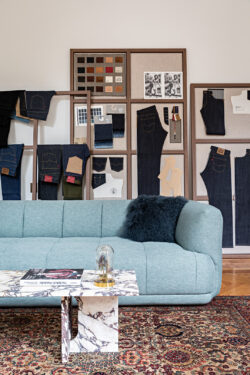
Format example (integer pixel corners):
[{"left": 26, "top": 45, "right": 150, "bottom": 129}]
[
  {"left": 44, "top": 175, "right": 53, "bottom": 182},
  {"left": 67, "top": 176, "right": 75, "bottom": 184}
]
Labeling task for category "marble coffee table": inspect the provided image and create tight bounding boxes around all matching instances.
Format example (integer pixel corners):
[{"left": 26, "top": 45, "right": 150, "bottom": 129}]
[{"left": 0, "top": 269, "right": 139, "bottom": 363}]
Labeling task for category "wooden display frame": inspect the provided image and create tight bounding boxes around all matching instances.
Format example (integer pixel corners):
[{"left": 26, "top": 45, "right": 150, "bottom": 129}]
[
  {"left": 191, "top": 83, "right": 250, "bottom": 256},
  {"left": 70, "top": 49, "right": 188, "bottom": 199},
  {"left": 191, "top": 83, "right": 250, "bottom": 201}
]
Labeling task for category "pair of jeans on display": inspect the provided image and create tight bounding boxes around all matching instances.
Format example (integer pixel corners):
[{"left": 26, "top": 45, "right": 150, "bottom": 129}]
[
  {"left": 37, "top": 145, "right": 62, "bottom": 200},
  {"left": 0, "top": 91, "right": 21, "bottom": 147},
  {"left": 201, "top": 146, "right": 233, "bottom": 248},
  {"left": 62, "top": 144, "right": 90, "bottom": 200},
  {"left": 235, "top": 150, "right": 250, "bottom": 245},
  {"left": 200, "top": 90, "right": 225, "bottom": 135},
  {"left": 93, "top": 157, "right": 124, "bottom": 173},
  {"left": 0, "top": 144, "right": 24, "bottom": 199},
  {"left": 19, "top": 91, "right": 55, "bottom": 121},
  {"left": 137, "top": 105, "right": 167, "bottom": 195}
]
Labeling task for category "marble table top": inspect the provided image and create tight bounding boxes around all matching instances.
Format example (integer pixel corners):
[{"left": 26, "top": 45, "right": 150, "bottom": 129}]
[{"left": 0, "top": 270, "right": 139, "bottom": 298}]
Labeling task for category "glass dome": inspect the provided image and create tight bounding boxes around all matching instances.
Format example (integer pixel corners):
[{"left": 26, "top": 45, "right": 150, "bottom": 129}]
[{"left": 94, "top": 244, "right": 115, "bottom": 287}]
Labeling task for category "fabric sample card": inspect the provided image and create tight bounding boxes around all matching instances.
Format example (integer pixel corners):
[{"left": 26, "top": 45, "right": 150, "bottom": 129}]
[
  {"left": 93, "top": 173, "right": 123, "bottom": 198},
  {"left": 94, "top": 115, "right": 113, "bottom": 149},
  {"left": 92, "top": 173, "right": 106, "bottom": 189},
  {"left": 109, "top": 157, "right": 124, "bottom": 172},
  {"left": 107, "top": 113, "right": 125, "bottom": 138},
  {"left": 93, "top": 157, "right": 107, "bottom": 172},
  {"left": 169, "top": 120, "right": 182, "bottom": 143}
]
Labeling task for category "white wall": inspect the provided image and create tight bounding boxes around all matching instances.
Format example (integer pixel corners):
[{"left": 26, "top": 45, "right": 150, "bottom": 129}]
[{"left": 0, "top": 0, "right": 250, "bottom": 250}]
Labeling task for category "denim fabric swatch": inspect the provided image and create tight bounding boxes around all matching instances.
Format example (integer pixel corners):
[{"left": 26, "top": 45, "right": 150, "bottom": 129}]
[
  {"left": 94, "top": 123, "right": 113, "bottom": 149},
  {"left": 109, "top": 157, "right": 124, "bottom": 172},
  {"left": 107, "top": 113, "right": 125, "bottom": 138},
  {"left": 92, "top": 173, "right": 106, "bottom": 189},
  {"left": 93, "top": 157, "right": 107, "bottom": 172}
]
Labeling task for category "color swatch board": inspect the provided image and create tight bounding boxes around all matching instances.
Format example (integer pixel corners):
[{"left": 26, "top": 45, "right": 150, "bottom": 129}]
[{"left": 74, "top": 53, "right": 126, "bottom": 96}]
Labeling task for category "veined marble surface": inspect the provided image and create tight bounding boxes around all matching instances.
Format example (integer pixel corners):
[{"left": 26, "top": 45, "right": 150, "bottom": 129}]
[{"left": 0, "top": 270, "right": 139, "bottom": 298}]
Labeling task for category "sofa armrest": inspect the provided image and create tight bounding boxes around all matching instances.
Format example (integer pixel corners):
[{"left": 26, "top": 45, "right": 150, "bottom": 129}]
[{"left": 175, "top": 200, "right": 223, "bottom": 296}]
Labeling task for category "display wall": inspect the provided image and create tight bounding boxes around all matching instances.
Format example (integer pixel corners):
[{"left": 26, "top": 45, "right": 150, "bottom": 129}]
[{"left": 0, "top": 0, "right": 250, "bottom": 255}]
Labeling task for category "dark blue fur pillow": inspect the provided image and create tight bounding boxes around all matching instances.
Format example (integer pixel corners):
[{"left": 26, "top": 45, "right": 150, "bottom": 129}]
[{"left": 119, "top": 195, "right": 187, "bottom": 243}]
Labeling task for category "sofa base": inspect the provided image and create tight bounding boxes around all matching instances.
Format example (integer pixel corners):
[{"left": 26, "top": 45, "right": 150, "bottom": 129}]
[{"left": 0, "top": 293, "right": 215, "bottom": 307}]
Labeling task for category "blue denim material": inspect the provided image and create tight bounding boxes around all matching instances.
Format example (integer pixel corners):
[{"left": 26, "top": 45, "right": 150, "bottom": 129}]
[
  {"left": 37, "top": 145, "right": 62, "bottom": 200},
  {"left": 201, "top": 146, "right": 233, "bottom": 247},
  {"left": 200, "top": 91, "right": 225, "bottom": 135},
  {"left": 94, "top": 123, "right": 113, "bottom": 149},
  {"left": 20, "top": 91, "right": 55, "bottom": 121},
  {"left": 0, "top": 144, "right": 24, "bottom": 200},
  {"left": 137, "top": 105, "right": 167, "bottom": 195},
  {"left": 0, "top": 91, "right": 21, "bottom": 147},
  {"left": 235, "top": 149, "right": 250, "bottom": 245}
]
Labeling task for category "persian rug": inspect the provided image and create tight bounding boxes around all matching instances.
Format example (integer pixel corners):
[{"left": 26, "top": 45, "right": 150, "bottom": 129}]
[{"left": 0, "top": 297, "right": 249, "bottom": 375}]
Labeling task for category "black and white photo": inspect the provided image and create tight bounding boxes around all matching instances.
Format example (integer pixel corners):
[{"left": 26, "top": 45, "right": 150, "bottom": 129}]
[
  {"left": 164, "top": 72, "right": 183, "bottom": 99},
  {"left": 144, "top": 72, "right": 163, "bottom": 99}
]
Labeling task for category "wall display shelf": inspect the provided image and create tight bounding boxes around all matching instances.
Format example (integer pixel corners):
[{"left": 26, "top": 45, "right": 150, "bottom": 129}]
[
  {"left": 191, "top": 83, "right": 250, "bottom": 255},
  {"left": 70, "top": 49, "right": 188, "bottom": 200}
]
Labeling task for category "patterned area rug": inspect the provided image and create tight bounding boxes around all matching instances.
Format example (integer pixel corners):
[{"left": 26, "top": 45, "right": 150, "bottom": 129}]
[{"left": 0, "top": 297, "right": 249, "bottom": 375}]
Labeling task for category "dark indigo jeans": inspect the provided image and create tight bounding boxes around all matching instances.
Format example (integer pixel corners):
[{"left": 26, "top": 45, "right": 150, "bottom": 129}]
[
  {"left": 0, "top": 144, "right": 24, "bottom": 200},
  {"left": 37, "top": 145, "right": 62, "bottom": 200},
  {"left": 235, "top": 149, "right": 250, "bottom": 245},
  {"left": 20, "top": 91, "right": 55, "bottom": 121},
  {"left": 0, "top": 91, "right": 21, "bottom": 147},
  {"left": 137, "top": 105, "right": 167, "bottom": 195},
  {"left": 201, "top": 146, "right": 233, "bottom": 247},
  {"left": 200, "top": 91, "right": 225, "bottom": 135}
]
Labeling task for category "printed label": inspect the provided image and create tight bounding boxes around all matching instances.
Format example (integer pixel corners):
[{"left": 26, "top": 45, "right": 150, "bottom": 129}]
[
  {"left": 1, "top": 167, "right": 9, "bottom": 175},
  {"left": 66, "top": 176, "right": 76, "bottom": 184},
  {"left": 44, "top": 175, "right": 53, "bottom": 182},
  {"left": 217, "top": 147, "right": 225, "bottom": 155}
]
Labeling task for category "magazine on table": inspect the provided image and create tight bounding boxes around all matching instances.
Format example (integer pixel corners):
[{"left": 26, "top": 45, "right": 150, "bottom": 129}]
[{"left": 20, "top": 269, "right": 84, "bottom": 287}]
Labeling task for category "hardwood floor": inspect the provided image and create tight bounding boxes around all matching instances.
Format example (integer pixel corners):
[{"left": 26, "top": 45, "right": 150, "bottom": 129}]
[{"left": 219, "top": 258, "right": 250, "bottom": 296}]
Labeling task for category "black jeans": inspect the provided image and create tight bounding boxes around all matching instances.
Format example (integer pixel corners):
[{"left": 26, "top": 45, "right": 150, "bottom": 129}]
[
  {"left": 20, "top": 91, "right": 55, "bottom": 121},
  {"left": 0, "top": 144, "right": 24, "bottom": 200},
  {"left": 200, "top": 91, "right": 225, "bottom": 135},
  {"left": 0, "top": 91, "right": 21, "bottom": 147},
  {"left": 137, "top": 105, "right": 167, "bottom": 195},
  {"left": 93, "top": 157, "right": 107, "bottom": 172},
  {"left": 235, "top": 150, "right": 250, "bottom": 245},
  {"left": 37, "top": 145, "right": 62, "bottom": 200},
  {"left": 201, "top": 146, "right": 233, "bottom": 247}
]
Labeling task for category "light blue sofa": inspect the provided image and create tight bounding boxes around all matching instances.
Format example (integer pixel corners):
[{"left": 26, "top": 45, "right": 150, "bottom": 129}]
[{"left": 0, "top": 200, "right": 223, "bottom": 306}]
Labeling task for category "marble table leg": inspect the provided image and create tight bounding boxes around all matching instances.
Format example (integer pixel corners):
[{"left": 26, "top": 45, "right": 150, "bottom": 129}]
[
  {"left": 70, "top": 296, "right": 118, "bottom": 354},
  {"left": 61, "top": 296, "right": 72, "bottom": 363}
]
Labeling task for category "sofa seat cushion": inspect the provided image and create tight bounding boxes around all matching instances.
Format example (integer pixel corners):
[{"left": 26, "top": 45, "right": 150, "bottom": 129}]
[
  {"left": 0, "top": 238, "right": 60, "bottom": 269},
  {"left": 143, "top": 242, "right": 215, "bottom": 295}
]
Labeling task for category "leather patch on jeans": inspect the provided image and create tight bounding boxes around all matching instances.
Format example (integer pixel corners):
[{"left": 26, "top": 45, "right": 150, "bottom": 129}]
[
  {"left": 217, "top": 147, "right": 225, "bottom": 155},
  {"left": 1, "top": 167, "right": 9, "bottom": 175},
  {"left": 44, "top": 175, "right": 53, "bottom": 182},
  {"left": 66, "top": 156, "right": 83, "bottom": 175}
]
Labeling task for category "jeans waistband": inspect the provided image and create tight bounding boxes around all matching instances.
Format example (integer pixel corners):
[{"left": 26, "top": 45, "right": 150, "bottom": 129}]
[
  {"left": 210, "top": 146, "right": 230, "bottom": 158},
  {"left": 137, "top": 105, "right": 158, "bottom": 120}
]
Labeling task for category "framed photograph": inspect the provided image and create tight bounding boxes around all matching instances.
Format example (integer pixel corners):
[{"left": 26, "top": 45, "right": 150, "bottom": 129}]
[
  {"left": 164, "top": 72, "right": 183, "bottom": 99},
  {"left": 144, "top": 72, "right": 163, "bottom": 99}
]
